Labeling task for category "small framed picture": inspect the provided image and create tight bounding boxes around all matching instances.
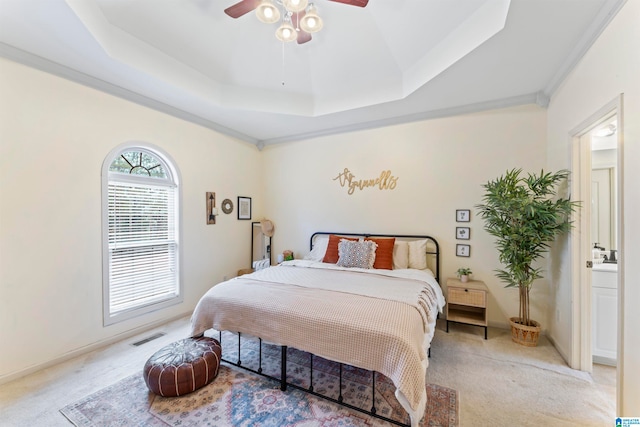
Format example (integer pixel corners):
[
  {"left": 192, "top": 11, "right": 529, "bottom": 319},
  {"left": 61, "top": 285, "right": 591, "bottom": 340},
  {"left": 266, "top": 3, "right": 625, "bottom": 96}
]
[
  {"left": 456, "top": 209, "right": 470, "bottom": 222},
  {"left": 456, "top": 227, "right": 470, "bottom": 240},
  {"left": 237, "top": 196, "right": 252, "bottom": 220},
  {"left": 456, "top": 244, "right": 471, "bottom": 257}
]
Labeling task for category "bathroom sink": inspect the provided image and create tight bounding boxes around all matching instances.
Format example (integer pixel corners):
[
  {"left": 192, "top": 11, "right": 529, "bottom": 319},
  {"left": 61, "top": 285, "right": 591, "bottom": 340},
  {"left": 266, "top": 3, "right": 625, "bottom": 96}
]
[{"left": 593, "top": 263, "right": 617, "bottom": 272}]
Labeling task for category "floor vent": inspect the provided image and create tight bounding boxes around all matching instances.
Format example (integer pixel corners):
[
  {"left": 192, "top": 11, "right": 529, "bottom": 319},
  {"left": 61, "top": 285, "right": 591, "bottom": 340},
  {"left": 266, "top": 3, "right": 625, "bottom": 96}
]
[{"left": 131, "top": 332, "right": 166, "bottom": 347}]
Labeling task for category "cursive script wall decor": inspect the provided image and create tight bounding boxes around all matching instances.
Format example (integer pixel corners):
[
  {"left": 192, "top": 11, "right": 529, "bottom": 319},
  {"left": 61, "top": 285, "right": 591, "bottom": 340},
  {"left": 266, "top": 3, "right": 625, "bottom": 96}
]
[{"left": 333, "top": 168, "right": 399, "bottom": 195}]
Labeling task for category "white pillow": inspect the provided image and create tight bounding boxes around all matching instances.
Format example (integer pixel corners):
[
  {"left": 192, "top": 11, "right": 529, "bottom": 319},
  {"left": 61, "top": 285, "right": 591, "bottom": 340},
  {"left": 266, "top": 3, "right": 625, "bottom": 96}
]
[
  {"left": 303, "top": 235, "right": 329, "bottom": 262},
  {"left": 393, "top": 241, "right": 409, "bottom": 269},
  {"left": 336, "top": 239, "right": 377, "bottom": 269},
  {"left": 408, "top": 239, "right": 428, "bottom": 270}
]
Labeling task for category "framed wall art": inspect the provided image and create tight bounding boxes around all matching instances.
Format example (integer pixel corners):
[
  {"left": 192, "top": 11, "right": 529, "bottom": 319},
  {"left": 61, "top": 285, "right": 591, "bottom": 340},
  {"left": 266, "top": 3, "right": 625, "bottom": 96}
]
[
  {"left": 456, "top": 244, "right": 471, "bottom": 257},
  {"left": 456, "top": 227, "right": 470, "bottom": 240},
  {"left": 456, "top": 209, "right": 470, "bottom": 222},
  {"left": 237, "top": 196, "right": 252, "bottom": 220}
]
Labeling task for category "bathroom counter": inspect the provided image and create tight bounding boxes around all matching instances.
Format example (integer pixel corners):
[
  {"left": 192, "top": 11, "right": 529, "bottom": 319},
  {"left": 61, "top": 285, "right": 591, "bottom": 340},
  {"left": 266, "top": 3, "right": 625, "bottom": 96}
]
[{"left": 593, "top": 263, "right": 618, "bottom": 272}]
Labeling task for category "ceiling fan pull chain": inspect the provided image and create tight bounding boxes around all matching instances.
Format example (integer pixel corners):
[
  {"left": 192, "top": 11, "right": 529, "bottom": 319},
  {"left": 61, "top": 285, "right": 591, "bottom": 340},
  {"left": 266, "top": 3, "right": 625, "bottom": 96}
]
[{"left": 281, "top": 40, "right": 286, "bottom": 86}]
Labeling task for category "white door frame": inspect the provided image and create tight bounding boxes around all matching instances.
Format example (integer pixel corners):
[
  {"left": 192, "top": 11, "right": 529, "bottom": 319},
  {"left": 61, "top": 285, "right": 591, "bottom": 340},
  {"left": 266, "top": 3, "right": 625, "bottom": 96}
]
[
  {"left": 570, "top": 129, "right": 594, "bottom": 372},
  {"left": 569, "top": 95, "right": 623, "bottom": 412}
]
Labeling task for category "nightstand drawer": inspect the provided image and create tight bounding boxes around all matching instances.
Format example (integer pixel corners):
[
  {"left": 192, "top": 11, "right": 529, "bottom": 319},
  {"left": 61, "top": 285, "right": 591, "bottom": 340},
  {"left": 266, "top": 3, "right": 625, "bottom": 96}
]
[{"left": 448, "top": 287, "right": 486, "bottom": 307}]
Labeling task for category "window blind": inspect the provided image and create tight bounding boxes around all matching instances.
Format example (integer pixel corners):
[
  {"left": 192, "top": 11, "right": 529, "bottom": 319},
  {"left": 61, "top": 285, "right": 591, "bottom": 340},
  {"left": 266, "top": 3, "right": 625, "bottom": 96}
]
[{"left": 108, "top": 181, "right": 178, "bottom": 315}]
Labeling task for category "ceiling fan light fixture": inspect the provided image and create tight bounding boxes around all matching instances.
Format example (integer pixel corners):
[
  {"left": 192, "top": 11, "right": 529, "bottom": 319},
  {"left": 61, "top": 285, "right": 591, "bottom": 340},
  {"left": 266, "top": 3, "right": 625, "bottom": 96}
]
[
  {"left": 283, "top": 0, "right": 308, "bottom": 13},
  {"left": 300, "top": 4, "right": 323, "bottom": 33},
  {"left": 256, "top": 0, "right": 281, "bottom": 24},
  {"left": 276, "top": 20, "right": 298, "bottom": 42}
]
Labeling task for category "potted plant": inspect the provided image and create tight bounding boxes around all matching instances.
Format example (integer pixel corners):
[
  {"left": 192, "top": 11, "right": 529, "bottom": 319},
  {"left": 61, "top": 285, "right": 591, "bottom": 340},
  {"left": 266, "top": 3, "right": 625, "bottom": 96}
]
[
  {"left": 456, "top": 267, "right": 472, "bottom": 283},
  {"left": 476, "top": 169, "right": 578, "bottom": 347}
]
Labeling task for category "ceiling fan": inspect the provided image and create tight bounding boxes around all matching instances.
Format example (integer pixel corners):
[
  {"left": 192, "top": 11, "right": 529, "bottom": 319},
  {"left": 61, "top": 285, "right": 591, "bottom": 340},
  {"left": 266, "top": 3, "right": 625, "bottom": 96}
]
[{"left": 224, "top": 0, "right": 369, "bottom": 45}]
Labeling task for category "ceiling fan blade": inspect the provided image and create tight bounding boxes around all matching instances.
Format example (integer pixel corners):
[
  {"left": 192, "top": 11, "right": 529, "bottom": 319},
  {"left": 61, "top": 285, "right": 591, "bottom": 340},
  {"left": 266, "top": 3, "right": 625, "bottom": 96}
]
[
  {"left": 292, "top": 12, "right": 312, "bottom": 44},
  {"left": 328, "top": 0, "right": 369, "bottom": 7},
  {"left": 297, "top": 30, "right": 312, "bottom": 44},
  {"left": 224, "top": 0, "right": 261, "bottom": 18}
]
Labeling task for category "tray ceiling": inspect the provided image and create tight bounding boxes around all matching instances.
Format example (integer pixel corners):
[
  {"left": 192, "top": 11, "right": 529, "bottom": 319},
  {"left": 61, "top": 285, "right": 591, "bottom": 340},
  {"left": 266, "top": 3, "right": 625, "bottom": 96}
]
[{"left": 0, "top": 0, "right": 623, "bottom": 146}]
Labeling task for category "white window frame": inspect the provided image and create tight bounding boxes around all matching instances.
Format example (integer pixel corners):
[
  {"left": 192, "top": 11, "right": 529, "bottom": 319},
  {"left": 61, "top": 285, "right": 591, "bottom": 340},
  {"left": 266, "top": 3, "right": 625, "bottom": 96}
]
[{"left": 101, "top": 142, "right": 182, "bottom": 326}]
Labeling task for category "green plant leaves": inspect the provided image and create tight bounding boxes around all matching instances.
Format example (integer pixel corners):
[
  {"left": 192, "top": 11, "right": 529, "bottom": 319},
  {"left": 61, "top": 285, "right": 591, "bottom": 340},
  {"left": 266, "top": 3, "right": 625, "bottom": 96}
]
[{"left": 476, "top": 169, "right": 579, "bottom": 326}]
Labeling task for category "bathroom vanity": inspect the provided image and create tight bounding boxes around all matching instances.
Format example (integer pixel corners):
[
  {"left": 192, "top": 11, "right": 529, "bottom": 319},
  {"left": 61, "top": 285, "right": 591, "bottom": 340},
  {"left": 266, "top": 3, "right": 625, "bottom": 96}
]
[{"left": 592, "top": 263, "right": 617, "bottom": 365}]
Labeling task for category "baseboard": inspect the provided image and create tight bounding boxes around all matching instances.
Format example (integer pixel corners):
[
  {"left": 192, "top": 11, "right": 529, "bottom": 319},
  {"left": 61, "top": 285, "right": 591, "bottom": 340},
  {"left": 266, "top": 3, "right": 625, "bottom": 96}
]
[
  {"left": 593, "top": 355, "right": 617, "bottom": 367},
  {"left": 546, "top": 333, "right": 571, "bottom": 365},
  {"left": 0, "top": 311, "right": 191, "bottom": 386},
  {"left": 487, "top": 319, "right": 510, "bottom": 330}
]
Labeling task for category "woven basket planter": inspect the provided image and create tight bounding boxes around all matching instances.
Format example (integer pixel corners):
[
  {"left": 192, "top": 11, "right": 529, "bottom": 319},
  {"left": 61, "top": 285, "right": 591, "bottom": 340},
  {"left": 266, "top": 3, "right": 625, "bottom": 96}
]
[{"left": 509, "top": 317, "right": 541, "bottom": 347}]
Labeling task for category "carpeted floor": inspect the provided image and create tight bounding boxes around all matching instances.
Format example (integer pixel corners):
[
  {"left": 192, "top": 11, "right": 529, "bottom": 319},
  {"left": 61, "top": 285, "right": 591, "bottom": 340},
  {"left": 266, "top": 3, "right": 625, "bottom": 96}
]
[
  {"left": 426, "top": 321, "right": 616, "bottom": 426},
  {"left": 0, "top": 316, "right": 616, "bottom": 426},
  {"left": 60, "top": 334, "right": 458, "bottom": 426}
]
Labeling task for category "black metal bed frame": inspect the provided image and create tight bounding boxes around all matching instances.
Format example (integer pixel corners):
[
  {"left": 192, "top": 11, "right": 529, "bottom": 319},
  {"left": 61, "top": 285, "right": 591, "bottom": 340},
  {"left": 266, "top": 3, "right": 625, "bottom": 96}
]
[
  {"left": 219, "top": 331, "right": 411, "bottom": 426},
  {"left": 218, "top": 232, "right": 440, "bottom": 427},
  {"left": 309, "top": 232, "right": 440, "bottom": 283}
]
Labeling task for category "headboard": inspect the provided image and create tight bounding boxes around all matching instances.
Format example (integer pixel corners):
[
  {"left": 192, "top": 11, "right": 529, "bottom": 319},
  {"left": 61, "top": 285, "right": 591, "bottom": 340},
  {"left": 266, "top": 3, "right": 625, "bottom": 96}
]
[{"left": 309, "top": 232, "right": 440, "bottom": 284}]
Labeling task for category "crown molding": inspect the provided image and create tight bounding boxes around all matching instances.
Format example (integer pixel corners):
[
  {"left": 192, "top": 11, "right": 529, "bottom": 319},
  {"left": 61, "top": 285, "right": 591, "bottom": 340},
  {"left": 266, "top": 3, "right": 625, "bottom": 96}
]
[
  {"left": 259, "top": 93, "right": 541, "bottom": 146},
  {"left": 543, "top": 0, "right": 627, "bottom": 97},
  {"left": 1, "top": 42, "right": 542, "bottom": 149},
  {"left": 0, "top": 42, "right": 258, "bottom": 145},
  {"left": 0, "top": 0, "right": 626, "bottom": 149}
]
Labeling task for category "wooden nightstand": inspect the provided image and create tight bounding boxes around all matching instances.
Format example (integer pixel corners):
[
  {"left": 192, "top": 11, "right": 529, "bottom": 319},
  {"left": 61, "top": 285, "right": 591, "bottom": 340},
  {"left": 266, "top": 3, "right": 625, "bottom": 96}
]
[
  {"left": 237, "top": 268, "right": 254, "bottom": 277},
  {"left": 445, "top": 278, "right": 488, "bottom": 339}
]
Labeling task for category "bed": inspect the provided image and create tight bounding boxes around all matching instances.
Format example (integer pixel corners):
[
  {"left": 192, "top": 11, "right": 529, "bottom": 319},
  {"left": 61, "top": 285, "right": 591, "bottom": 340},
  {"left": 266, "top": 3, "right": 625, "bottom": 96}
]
[{"left": 190, "top": 232, "right": 445, "bottom": 427}]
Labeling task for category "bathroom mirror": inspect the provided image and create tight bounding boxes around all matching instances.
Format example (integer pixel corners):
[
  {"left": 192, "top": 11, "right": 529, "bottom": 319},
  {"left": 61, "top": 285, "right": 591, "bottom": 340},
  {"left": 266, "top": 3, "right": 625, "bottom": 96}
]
[
  {"left": 251, "top": 221, "right": 272, "bottom": 269},
  {"left": 591, "top": 117, "right": 618, "bottom": 254}
]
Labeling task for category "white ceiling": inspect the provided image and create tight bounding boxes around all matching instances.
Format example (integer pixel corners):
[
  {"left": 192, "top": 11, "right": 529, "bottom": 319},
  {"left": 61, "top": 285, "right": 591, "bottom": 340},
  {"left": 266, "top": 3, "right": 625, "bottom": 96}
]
[{"left": 0, "top": 0, "right": 624, "bottom": 147}]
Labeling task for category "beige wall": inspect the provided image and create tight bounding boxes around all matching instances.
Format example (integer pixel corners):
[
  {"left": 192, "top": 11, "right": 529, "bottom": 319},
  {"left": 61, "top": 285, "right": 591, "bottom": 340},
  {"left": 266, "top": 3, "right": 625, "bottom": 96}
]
[
  {"left": 0, "top": 58, "right": 263, "bottom": 381},
  {"left": 546, "top": 0, "right": 640, "bottom": 415},
  {"left": 2, "top": 4, "right": 636, "bottom": 415},
  {"left": 262, "top": 105, "right": 548, "bottom": 330}
]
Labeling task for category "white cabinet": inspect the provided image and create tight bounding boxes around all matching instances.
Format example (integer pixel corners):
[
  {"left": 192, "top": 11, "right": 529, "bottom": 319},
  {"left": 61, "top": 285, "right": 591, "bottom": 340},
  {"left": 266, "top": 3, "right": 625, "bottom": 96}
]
[{"left": 592, "top": 267, "right": 617, "bottom": 365}]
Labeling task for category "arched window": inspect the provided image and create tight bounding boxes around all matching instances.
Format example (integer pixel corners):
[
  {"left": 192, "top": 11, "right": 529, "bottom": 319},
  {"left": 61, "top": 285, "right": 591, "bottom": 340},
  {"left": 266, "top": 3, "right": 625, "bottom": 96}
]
[{"left": 102, "top": 144, "right": 181, "bottom": 325}]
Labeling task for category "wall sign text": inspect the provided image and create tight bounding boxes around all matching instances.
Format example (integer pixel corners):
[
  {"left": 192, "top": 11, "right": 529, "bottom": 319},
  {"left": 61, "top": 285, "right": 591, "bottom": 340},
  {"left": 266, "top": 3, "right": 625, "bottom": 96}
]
[{"left": 333, "top": 168, "right": 399, "bottom": 195}]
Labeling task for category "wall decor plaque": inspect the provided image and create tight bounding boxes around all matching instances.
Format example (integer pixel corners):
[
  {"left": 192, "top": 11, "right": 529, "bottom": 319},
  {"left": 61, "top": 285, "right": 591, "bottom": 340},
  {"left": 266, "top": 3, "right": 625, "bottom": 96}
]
[
  {"left": 333, "top": 167, "right": 398, "bottom": 195},
  {"left": 221, "top": 198, "right": 234, "bottom": 214}
]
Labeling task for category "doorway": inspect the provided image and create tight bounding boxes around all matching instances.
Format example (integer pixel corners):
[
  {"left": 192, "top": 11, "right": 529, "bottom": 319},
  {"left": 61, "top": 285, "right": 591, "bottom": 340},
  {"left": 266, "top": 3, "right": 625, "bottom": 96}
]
[
  {"left": 590, "top": 116, "right": 618, "bottom": 367},
  {"left": 570, "top": 96, "right": 623, "bottom": 413}
]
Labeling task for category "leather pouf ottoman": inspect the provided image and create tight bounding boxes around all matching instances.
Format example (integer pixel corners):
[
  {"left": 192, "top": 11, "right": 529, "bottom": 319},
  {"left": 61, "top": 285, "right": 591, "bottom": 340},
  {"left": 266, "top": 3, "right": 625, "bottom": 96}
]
[{"left": 143, "top": 336, "right": 222, "bottom": 397}]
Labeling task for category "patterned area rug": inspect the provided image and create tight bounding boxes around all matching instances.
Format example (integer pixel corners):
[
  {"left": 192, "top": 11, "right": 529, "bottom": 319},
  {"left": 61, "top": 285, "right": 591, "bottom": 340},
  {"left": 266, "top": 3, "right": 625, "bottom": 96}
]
[{"left": 61, "top": 334, "right": 458, "bottom": 426}]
